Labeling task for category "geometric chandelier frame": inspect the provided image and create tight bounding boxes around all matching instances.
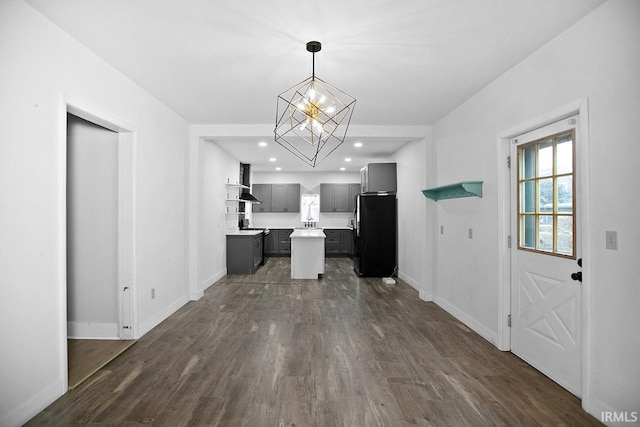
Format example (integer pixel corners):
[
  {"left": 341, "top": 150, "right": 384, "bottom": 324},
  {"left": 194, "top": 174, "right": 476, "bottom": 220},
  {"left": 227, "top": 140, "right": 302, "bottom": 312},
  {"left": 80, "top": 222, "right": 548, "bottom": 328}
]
[{"left": 274, "top": 41, "right": 356, "bottom": 167}]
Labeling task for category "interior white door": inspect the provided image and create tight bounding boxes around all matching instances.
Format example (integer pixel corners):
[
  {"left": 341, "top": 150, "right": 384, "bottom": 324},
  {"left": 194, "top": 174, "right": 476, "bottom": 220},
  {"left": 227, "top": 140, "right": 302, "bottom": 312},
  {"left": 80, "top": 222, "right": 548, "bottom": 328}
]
[{"left": 510, "top": 116, "right": 582, "bottom": 397}]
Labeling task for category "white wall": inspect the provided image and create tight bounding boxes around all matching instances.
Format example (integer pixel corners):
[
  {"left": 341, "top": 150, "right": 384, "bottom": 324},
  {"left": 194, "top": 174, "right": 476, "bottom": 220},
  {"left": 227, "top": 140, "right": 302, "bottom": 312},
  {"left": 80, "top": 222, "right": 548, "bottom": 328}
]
[
  {"left": 0, "top": 1, "right": 190, "bottom": 425},
  {"left": 66, "top": 114, "right": 118, "bottom": 338},
  {"left": 198, "top": 141, "right": 239, "bottom": 297},
  {"left": 386, "top": 138, "right": 434, "bottom": 298},
  {"left": 251, "top": 171, "right": 360, "bottom": 229},
  {"left": 429, "top": 0, "right": 640, "bottom": 418}
]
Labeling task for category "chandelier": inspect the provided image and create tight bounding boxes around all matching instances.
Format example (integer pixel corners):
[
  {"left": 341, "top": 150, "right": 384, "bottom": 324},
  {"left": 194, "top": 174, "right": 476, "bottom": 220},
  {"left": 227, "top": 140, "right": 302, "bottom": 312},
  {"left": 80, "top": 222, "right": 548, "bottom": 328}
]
[{"left": 274, "top": 41, "right": 356, "bottom": 167}]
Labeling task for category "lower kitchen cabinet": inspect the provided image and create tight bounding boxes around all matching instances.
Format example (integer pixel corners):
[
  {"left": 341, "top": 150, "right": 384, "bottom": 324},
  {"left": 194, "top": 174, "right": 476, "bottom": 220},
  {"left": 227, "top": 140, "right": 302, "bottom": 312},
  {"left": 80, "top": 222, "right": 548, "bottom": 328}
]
[
  {"left": 266, "top": 229, "right": 294, "bottom": 256},
  {"left": 340, "top": 228, "right": 353, "bottom": 255},
  {"left": 227, "top": 233, "right": 263, "bottom": 274},
  {"left": 324, "top": 229, "right": 354, "bottom": 257}
]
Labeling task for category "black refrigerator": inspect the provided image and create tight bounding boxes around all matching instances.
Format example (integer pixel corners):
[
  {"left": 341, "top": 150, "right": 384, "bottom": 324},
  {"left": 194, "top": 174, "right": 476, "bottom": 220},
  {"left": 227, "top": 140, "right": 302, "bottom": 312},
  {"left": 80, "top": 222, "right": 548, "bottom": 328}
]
[{"left": 353, "top": 194, "right": 397, "bottom": 277}]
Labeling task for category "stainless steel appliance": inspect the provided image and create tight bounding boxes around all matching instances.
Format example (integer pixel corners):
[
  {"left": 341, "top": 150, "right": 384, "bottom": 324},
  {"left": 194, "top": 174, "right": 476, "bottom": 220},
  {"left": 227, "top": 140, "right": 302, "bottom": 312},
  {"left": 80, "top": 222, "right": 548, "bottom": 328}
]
[{"left": 353, "top": 194, "right": 397, "bottom": 277}]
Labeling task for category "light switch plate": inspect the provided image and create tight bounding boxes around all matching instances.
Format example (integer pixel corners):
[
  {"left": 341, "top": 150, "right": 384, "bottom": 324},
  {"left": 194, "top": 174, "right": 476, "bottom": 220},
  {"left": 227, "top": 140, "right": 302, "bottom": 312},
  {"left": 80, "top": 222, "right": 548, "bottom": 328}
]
[{"left": 605, "top": 230, "right": 618, "bottom": 250}]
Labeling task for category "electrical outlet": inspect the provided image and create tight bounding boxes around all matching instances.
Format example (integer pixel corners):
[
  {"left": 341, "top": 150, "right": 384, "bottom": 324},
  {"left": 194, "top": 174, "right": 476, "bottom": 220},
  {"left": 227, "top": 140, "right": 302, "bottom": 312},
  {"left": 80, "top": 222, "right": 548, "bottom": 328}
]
[
  {"left": 605, "top": 231, "right": 618, "bottom": 250},
  {"left": 468, "top": 228, "right": 473, "bottom": 239},
  {"left": 151, "top": 288, "right": 156, "bottom": 299}
]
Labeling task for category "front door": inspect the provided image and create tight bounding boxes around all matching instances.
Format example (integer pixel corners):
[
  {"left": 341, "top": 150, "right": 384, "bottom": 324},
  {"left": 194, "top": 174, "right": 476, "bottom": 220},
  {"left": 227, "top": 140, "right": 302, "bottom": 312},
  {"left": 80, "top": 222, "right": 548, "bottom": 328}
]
[{"left": 510, "top": 116, "right": 582, "bottom": 396}]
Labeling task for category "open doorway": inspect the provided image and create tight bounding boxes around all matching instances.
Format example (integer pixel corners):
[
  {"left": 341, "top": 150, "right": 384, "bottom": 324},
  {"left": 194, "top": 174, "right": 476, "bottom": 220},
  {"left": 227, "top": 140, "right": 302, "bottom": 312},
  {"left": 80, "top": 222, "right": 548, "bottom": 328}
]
[{"left": 65, "top": 108, "right": 136, "bottom": 389}]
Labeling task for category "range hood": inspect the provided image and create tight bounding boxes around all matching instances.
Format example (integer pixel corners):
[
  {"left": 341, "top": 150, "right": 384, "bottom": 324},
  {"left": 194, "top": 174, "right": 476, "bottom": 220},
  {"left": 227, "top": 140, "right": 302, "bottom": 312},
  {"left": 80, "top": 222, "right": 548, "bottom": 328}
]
[
  {"left": 239, "top": 191, "right": 260, "bottom": 203},
  {"left": 239, "top": 163, "right": 261, "bottom": 204}
]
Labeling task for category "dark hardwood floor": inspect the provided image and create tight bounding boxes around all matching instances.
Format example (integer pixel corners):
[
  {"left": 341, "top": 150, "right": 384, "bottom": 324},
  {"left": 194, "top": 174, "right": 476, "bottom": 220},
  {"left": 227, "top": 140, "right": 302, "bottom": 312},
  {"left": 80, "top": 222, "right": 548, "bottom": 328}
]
[
  {"left": 27, "top": 257, "right": 600, "bottom": 426},
  {"left": 68, "top": 339, "right": 136, "bottom": 390}
]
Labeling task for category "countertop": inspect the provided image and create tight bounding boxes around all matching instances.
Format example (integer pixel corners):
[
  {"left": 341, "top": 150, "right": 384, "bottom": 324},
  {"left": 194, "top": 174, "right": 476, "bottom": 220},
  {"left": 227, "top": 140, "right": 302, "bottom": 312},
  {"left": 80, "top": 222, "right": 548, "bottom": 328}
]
[
  {"left": 289, "top": 229, "right": 327, "bottom": 239},
  {"left": 226, "top": 230, "right": 263, "bottom": 236},
  {"left": 259, "top": 226, "right": 353, "bottom": 230}
]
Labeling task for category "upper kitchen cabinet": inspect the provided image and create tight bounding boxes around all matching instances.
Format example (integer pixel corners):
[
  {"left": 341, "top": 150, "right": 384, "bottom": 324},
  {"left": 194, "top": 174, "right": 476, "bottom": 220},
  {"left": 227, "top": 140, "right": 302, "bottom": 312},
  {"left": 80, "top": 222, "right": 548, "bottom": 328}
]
[
  {"left": 320, "top": 183, "right": 350, "bottom": 212},
  {"left": 271, "top": 184, "right": 300, "bottom": 213},
  {"left": 252, "top": 184, "right": 272, "bottom": 212},
  {"left": 361, "top": 163, "right": 397, "bottom": 194}
]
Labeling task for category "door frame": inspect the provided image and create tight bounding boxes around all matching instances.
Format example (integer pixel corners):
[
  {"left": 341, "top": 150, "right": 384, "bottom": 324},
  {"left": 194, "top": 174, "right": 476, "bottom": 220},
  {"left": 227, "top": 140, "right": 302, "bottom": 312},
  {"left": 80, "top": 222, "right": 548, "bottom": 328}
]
[
  {"left": 58, "top": 95, "right": 138, "bottom": 389},
  {"left": 495, "top": 98, "right": 592, "bottom": 407}
]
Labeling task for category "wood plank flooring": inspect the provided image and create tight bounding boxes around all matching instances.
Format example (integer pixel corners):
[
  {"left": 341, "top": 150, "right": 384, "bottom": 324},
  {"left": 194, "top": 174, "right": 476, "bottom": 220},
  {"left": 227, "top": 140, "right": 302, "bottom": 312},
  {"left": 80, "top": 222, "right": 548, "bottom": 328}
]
[
  {"left": 27, "top": 257, "right": 600, "bottom": 426},
  {"left": 68, "top": 339, "right": 136, "bottom": 390}
]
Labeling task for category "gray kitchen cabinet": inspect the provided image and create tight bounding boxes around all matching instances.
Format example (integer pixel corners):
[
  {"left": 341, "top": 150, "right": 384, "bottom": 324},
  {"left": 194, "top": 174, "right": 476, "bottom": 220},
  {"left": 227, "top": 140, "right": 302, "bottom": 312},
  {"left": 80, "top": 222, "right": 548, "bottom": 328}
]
[
  {"left": 320, "top": 183, "right": 351, "bottom": 212},
  {"left": 265, "top": 228, "right": 293, "bottom": 255},
  {"left": 251, "top": 183, "right": 299, "bottom": 213},
  {"left": 333, "top": 184, "right": 349, "bottom": 212},
  {"left": 253, "top": 234, "right": 263, "bottom": 267},
  {"left": 267, "top": 229, "right": 279, "bottom": 255},
  {"left": 341, "top": 229, "right": 353, "bottom": 255},
  {"left": 252, "top": 184, "right": 271, "bottom": 212},
  {"left": 277, "top": 229, "right": 292, "bottom": 254},
  {"left": 320, "top": 184, "right": 334, "bottom": 212},
  {"left": 324, "top": 229, "right": 341, "bottom": 254},
  {"left": 271, "top": 184, "right": 300, "bottom": 212},
  {"left": 288, "top": 185, "right": 301, "bottom": 212},
  {"left": 323, "top": 228, "right": 354, "bottom": 257},
  {"left": 227, "top": 233, "right": 263, "bottom": 274}
]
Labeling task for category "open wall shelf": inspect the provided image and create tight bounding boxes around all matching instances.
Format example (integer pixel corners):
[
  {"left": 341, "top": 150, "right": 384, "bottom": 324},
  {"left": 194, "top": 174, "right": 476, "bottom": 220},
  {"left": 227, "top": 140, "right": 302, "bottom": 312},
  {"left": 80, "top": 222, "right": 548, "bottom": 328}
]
[{"left": 422, "top": 181, "right": 483, "bottom": 201}]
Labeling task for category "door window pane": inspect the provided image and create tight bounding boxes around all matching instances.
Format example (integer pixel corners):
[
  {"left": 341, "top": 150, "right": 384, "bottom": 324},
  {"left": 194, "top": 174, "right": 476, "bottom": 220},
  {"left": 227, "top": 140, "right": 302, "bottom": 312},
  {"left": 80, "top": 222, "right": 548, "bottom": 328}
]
[
  {"left": 517, "top": 130, "right": 575, "bottom": 258},
  {"left": 520, "top": 181, "right": 536, "bottom": 213},
  {"left": 557, "top": 175, "right": 573, "bottom": 214},
  {"left": 521, "top": 215, "right": 536, "bottom": 249},
  {"left": 538, "top": 216, "right": 553, "bottom": 251},
  {"left": 522, "top": 145, "right": 536, "bottom": 179},
  {"left": 539, "top": 178, "right": 553, "bottom": 213},
  {"left": 538, "top": 140, "right": 553, "bottom": 177},
  {"left": 557, "top": 216, "right": 574, "bottom": 256},
  {"left": 557, "top": 135, "right": 573, "bottom": 175}
]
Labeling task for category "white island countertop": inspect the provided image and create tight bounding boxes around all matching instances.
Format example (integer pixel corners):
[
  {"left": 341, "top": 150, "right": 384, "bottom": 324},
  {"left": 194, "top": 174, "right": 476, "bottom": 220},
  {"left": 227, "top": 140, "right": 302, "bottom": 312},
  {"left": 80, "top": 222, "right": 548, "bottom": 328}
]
[{"left": 290, "top": 229, "right": 326, "bottom": 239}]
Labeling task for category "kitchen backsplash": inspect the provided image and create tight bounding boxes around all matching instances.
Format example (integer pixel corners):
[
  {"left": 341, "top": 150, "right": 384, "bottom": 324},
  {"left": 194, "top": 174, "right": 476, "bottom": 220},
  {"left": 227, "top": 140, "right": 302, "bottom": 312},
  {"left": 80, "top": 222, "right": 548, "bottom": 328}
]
[{"left": 251, "top": 212, "right": 353, "bottom": 229}]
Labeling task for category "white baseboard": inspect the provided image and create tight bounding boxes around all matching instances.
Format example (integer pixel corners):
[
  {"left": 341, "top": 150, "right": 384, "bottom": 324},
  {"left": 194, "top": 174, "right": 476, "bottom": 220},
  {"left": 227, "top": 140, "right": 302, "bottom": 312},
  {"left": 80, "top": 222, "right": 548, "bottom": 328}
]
[
  {"left": 1, "top": 378, "right": 65, "bottom": 427},
  {"left": 67, "top": 321, "right": 119, "bottom": 339},
  {"left": 196, "top": 269, "right": 226, "bottom": 296},
  {"left": 192, "top": 269, "right": 225, "bottom": 301},
  {"left": 585, "top": 396, "right": 639, "bottom": 426},
  {"left": 419, "top": 290, "right": 433, "bottom": 301},
  {"left": 398, "top": 271, "right": 432, "bottom": 301},
  {"left": 190, "top": 290, "right": 204, "bottom": 301},
  {"left": 398, "top": 271, "right": 419, "bottom": 290},
  {"left": 434, "top": 296, "right": 497, "bottom": 346},
  {"left": 138, "top": 295, "right": 189, "bottom": 338}
]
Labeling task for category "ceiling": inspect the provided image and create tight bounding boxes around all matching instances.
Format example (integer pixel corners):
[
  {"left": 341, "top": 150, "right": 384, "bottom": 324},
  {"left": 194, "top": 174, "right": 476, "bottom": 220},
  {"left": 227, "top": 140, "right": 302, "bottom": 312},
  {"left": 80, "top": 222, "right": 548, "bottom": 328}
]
[{"left": 25, "top": 0, "right": 604, "bottom": 172}]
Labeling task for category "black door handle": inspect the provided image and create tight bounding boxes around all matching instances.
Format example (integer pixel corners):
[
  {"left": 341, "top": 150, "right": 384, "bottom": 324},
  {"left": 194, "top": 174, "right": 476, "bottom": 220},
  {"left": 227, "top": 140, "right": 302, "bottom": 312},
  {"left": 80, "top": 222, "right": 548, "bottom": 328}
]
[{"left": 571, "top": 258, "right": 583, "bottom": 281}]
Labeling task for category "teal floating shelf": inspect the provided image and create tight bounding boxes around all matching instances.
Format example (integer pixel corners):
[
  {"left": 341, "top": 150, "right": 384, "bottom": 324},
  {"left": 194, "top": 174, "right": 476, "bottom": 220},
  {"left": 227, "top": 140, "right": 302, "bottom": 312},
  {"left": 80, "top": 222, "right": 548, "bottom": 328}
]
[{"left": 422, "top": 181, "right": 483, "bottom": 201}]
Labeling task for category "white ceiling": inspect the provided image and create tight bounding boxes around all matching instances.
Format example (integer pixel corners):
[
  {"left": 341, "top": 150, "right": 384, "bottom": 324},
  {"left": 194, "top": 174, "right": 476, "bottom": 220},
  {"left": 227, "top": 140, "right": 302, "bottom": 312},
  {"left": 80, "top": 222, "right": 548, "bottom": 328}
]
[{"left": 25, "top": 0, "right": 604, "bottom": 172}]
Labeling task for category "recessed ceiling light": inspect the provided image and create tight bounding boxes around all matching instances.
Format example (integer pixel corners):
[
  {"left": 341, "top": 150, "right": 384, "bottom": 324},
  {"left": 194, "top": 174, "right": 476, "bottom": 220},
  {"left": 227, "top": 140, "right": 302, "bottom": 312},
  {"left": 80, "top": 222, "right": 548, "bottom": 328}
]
[
  {"left": 345, "top": 158, "right": 352, "bottom": 162},
  {"left": 340, "top": 167, "right": 346, "bottom": 171},
  {"left": 269, "top": 157, "right": 277, "bottom": 162},
  {"left": 259, "top": 141, "right": 267, "bottom": 147},
  {"left": 275, "top": 167, "right": 282, "bottom": 171},
  {"left": 354, "top": 142, "right": 363, "bottom": 148}
]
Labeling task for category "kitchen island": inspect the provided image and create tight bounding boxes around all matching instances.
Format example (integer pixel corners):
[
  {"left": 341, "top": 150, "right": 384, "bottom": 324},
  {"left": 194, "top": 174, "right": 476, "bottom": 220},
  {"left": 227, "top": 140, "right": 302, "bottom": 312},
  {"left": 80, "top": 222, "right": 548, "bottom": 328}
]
[{"left": 290, "top": 229, "right": 326, "bottom": 279}]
